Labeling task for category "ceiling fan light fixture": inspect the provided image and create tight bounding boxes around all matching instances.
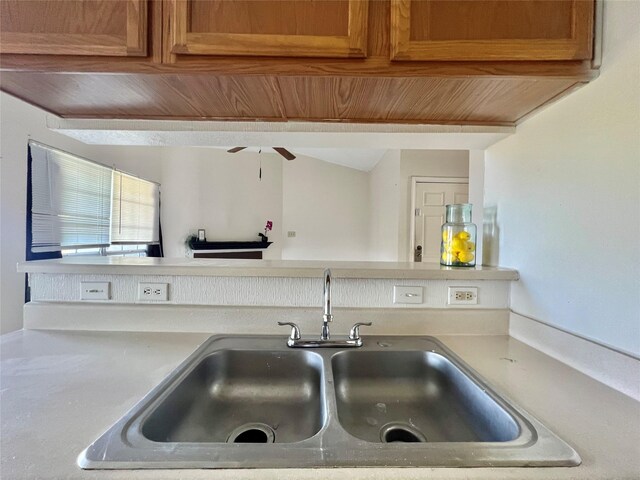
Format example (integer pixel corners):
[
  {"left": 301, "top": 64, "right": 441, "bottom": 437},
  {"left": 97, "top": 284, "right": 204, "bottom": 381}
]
[
  {"left": 226, "top": 147, "right": 246, "bottom": 153},
  {"left": 226, "top": 146, "right": 296, "bottom": 161}
]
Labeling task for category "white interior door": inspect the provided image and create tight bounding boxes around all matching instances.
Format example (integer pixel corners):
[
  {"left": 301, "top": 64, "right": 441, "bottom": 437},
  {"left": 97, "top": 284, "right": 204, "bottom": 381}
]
[{"left": 413, "top": 181, "right": 469, "bottom": 263}]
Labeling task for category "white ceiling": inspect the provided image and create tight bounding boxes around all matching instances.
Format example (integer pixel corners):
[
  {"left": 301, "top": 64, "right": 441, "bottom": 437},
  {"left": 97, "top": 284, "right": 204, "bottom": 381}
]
[
  {"left": 221, "top": 147, "right": 388, "bottom": 171},
  {"left": 293, "top": 148, "right": 388, "bottom": 171}
]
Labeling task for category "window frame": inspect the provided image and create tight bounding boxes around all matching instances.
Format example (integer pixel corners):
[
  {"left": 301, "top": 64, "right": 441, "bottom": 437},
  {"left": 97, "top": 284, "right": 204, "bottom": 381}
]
[{"left": 27, "top": 140, "right": 160, "bottom": 259}]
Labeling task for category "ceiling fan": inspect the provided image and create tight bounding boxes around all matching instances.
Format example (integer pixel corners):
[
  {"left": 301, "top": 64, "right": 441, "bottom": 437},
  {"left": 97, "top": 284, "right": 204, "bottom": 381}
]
[{"left": 226, "top": 146, "right": 296, "bottom": 161}]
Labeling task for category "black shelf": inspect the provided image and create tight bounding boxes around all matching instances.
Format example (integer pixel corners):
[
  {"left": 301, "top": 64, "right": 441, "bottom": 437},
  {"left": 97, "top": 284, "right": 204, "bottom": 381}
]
[{"left": 188, "top": 237, "right": 272, "bottom": 251}]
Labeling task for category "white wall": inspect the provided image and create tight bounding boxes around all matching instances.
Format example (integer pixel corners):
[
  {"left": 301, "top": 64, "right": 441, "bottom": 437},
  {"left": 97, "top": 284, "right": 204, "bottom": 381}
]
[
  {"left": 160, "top": 148, "right": 202, "bottom": 259},
  {"left": 161, "top": 148, "right": 283, "bottom": 259},
  {"left": 484, "top": 0, "right": 640, "bottom": 356},
  {"left": 200, "top": 150, "right": 282, "bottom": 260},
  {"left": 368, "top": 150, "right": 401, "bottom": 261},
  {"left": 468, "top": 150, "right": 485, "bottom": 263},
  {"left": 0, "top": 93, "right": 163, "bottom": 334},
  {"left": 398, "top": 150, "right": 470, "bottom": 261},
  {"left": 282, "top": 154, "right": 370, "bottom": 260}
]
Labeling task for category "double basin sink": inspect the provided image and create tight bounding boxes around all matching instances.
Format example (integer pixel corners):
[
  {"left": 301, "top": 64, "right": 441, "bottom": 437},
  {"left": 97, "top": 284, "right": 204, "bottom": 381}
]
[{"left": 79, "top": 335, "right": 580, "bottom": 469}]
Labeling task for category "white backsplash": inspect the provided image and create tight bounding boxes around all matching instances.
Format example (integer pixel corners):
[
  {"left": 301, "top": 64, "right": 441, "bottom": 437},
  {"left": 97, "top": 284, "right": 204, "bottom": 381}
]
[{"left": 29, "top": 273, "right": 509, "bottom": 309}]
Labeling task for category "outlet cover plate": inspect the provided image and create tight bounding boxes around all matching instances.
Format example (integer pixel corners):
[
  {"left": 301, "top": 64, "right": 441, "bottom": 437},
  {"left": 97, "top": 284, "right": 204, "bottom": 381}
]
[
  {"left": 138, "top": 283, "right": 169, "bottom": 302},
  {"left": 448, "top": 287, "right": 478, "bottom": 306},
  {"left": 393, "top": 286, "right": 424, "bottom": 304}
]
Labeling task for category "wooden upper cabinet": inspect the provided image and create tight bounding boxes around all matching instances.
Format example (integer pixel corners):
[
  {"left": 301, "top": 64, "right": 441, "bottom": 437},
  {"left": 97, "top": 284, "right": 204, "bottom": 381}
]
[
  {"left": 391, "top": 0, "right": 594, "bottom": 61},
  {"left": 164, "top": 0, "right": 368, "bottom": 59},
  {"left": 0, "top": 0, "right": 147, "bottom": 56}
]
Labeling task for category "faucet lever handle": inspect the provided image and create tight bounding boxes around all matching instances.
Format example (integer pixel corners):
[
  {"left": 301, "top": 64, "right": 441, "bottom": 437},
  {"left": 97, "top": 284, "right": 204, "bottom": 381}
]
[
  {"left": 349, "top": 322, "right": 372, "bottom": 340},
  {"left": 277, "top": 322, "right": 301, "bottom": 340}
]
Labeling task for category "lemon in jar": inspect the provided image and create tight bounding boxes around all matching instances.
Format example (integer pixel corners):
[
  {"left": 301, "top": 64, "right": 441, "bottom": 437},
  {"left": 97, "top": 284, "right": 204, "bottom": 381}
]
[
  {"left": 442, "top": 251, "right": 457, "bottom": 264},
  {"left": 455, "top": 231, "right": 471, "bottom": 241},
  {"left": 458, "top": 251, "right": 475, "bottom": 264},
  {"left": 451, "top": 237, "right": 465, "bottom": 252},
  {"left": 464, "top": 241, "right": 475, "bottom": 252},
  {"left": 442, "top": 230, "right": 450, "bottom": 242}
]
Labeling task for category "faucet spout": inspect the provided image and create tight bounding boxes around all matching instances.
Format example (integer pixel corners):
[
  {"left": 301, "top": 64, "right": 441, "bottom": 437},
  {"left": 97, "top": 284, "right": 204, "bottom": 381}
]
[
  {"left": 322, "top": 268, "right": 332, "bottom": 340},
  {"left": 277, "top": 267, "right": 373, "bottom": 348}
]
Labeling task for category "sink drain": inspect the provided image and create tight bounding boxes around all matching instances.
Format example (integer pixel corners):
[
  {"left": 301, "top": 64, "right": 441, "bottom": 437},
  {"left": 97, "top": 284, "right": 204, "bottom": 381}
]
[
  {"left": 226, "top": 423, "right": 276, "bottom": 444},
  {"left": 380, "top": 423, "right": 427, "bottom": 443}
]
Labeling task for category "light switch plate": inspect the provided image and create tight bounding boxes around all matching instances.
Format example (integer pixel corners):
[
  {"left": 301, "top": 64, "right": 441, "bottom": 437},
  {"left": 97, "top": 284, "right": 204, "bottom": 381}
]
[
  {"left": 80, "top": 282, "right": 110, "bottom": 301},
  {"left": 393, "top": 286, "right": 424, "bottom": 304}
]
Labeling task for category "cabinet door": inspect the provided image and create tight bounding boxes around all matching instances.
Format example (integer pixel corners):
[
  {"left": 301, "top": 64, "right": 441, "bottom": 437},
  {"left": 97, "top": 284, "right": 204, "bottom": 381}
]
[
  {"left": 391, "top": 0, "right": 594, "bottom": 61},
  {"left": 0, "top": 0, "right": 147, "bottom": 56},
  {"left": 165, "top": 0, "right": 368, "bottom": 59}
]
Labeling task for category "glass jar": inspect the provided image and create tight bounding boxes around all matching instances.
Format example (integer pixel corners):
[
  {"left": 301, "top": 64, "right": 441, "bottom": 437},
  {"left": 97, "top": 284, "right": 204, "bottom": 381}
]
[{"left": 440, "top": 204, "right": 477, "bottom": 267}]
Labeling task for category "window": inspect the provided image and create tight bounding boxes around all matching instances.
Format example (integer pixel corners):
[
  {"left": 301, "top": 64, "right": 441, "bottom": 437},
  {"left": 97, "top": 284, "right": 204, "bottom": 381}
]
[
  {"left": 30, "top": 142, "right": 112, "bottom": 252},
  {"left": 28, "top": 141, "right": 160, "bottom": 258},
  {"left": 111, "top": 171, "right": 160, "bottom": 245}
]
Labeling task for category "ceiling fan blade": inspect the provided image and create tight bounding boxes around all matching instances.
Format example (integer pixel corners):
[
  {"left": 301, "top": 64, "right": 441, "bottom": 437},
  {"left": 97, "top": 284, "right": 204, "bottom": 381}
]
[
  {"left": 273, "top": 147, "right": 296, "bottom": 161},
  {"left": 227, "top": 147, "right": 246, "bottom": 153}
]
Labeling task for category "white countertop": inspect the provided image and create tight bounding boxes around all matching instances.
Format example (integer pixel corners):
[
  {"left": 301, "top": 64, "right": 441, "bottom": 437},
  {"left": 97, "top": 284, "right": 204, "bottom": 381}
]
[
  {"left": 1, "top": 329, "right": 638, "bottom": 480},
  {"left": 17, "top": 257, "right": 519, "bottom": 280}
]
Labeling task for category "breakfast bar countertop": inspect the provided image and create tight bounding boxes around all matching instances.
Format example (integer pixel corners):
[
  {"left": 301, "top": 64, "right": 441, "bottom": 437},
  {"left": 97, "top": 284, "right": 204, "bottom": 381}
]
[
  {"left": 1, "top": 328, "right": 638, "bottom": 480},
  {"left": 16, "top": 257, "right": 519, "bottom": 281}
]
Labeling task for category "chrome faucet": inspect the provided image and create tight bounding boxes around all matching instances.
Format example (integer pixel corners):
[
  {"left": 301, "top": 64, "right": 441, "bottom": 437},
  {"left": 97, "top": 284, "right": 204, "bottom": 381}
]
[
  {"left": 322, "top": 268, "right": 332, "bottom": 340},
  {"left": 278, "top": 268, "right": 372, "bottom": 348}
]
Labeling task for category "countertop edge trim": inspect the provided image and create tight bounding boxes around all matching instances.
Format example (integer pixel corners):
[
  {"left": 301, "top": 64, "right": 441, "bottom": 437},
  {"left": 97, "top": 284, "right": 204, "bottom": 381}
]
[{"left": 17, "top": 264, "right": 519, "bottom": 281}]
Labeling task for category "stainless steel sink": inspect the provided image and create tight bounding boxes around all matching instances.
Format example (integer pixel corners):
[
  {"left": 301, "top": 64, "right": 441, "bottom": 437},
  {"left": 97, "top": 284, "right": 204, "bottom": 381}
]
[
  {"left": 79, "top": 335, "right": 580, "bottom": 469},
  {"left": 142, "top": 350, "right": 325, "bottom": 444},
  {"left": 332, "top": 350, "right": 520, "bottom": 443}
]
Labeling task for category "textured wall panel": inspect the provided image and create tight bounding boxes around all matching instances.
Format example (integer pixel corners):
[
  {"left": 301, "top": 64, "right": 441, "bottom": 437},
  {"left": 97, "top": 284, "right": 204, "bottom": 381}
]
[{"left": 30, "top": 274, "right": 510, "bottom": 309}]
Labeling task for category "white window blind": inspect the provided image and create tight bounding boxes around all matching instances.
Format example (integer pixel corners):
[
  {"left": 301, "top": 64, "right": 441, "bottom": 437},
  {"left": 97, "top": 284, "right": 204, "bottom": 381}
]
[
  {"left": 30, "top": 142, "right": 112, "bottom": 252},
  {"left": 111, "top": 171, "right": 160, "bottom": 244}
]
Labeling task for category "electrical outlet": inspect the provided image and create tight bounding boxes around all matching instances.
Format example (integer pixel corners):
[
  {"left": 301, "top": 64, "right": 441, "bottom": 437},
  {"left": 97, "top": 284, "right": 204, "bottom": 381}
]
[
  {"left": 448, "top": 287, "right": 478, "bottom": 305},
  {"left": 393, "top": 286, "right": 423, "bottom": 304},
  {"left": 287, "top": 231, "right": 296, "bottom": 238},
  {"left": 138, "top": 282, "right": 169, "bottom": 302},
  {"left": 80, "top": 282, "right": 110, "bottom": 300}
]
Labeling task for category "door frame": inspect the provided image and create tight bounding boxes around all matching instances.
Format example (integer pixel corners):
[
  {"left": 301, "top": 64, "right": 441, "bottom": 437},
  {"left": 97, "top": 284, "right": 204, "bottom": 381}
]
[{"left": 409, "top": 176, "right": 469, "bottom": 262}]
